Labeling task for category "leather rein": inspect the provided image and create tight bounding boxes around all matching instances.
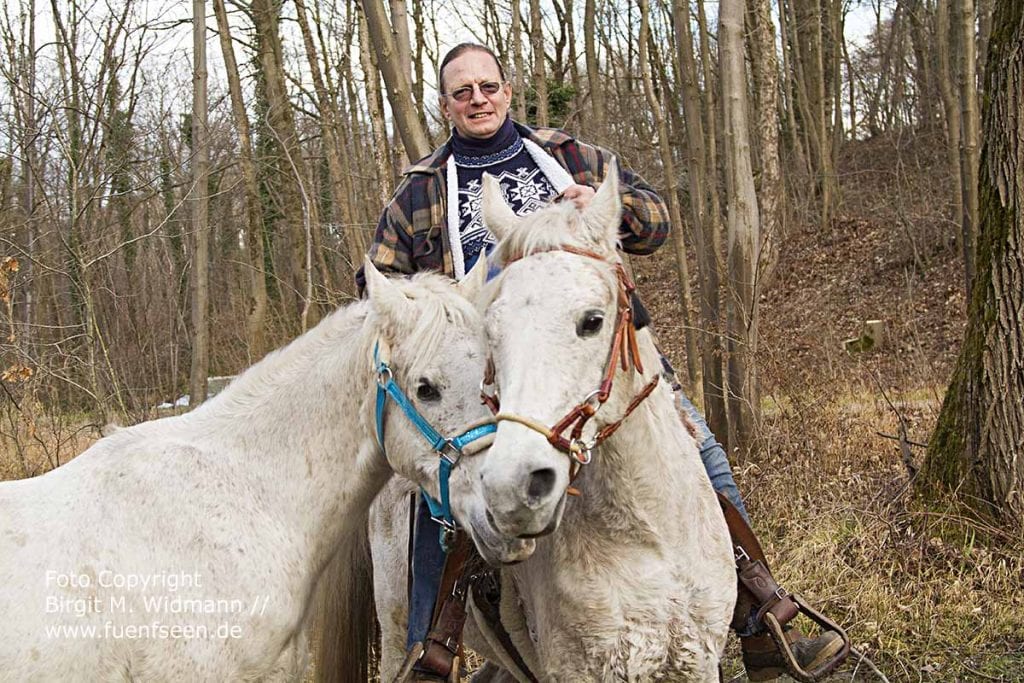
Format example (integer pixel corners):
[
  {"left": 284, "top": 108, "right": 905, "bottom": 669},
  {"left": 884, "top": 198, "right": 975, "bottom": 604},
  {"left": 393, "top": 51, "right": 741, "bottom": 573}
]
[{"left": 479, "top": 245, "right": 660, "bottom": 485}]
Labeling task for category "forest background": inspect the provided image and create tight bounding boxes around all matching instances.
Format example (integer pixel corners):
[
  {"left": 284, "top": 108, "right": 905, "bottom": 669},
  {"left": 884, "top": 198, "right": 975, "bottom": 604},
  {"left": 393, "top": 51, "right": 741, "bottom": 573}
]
[{"left": 1, "top": 0, "right": 1022, "bottom": 679}]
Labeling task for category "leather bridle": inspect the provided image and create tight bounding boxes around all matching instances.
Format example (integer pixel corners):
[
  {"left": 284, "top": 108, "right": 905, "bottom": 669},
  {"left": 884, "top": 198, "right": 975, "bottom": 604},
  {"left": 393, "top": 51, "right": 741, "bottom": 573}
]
[{"left": 479, "top": 245, "right": 660, "bottom": 483}]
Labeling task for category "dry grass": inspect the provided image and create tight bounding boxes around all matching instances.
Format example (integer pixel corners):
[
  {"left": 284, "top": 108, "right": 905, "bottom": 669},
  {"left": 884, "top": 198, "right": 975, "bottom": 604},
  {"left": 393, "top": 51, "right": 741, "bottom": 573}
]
[{"left": 716, "top": 385, "right": 1024, "bottom": 681}]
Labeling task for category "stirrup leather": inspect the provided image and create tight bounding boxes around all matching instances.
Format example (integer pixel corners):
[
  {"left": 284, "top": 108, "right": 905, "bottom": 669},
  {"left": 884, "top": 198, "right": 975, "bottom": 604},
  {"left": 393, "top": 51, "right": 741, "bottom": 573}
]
[{"left": 718, "top": 493, "right": 851, "bottom": 682}]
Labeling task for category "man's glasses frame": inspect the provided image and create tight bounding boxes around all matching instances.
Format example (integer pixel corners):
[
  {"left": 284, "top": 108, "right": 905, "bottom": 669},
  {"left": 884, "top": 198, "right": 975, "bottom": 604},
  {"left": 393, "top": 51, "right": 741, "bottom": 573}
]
[{"left": 442, "top": 81, "right": 505, "bottom": 103}]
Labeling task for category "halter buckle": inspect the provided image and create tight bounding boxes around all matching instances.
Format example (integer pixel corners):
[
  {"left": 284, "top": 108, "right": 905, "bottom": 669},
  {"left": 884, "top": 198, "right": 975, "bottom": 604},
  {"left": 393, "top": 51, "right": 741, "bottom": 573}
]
[
  {"left": 437, "top": 439, "right": 463, "bottom": 467},
  {"left": 376, "top": 365, "right": 393, "bottom": 387}
]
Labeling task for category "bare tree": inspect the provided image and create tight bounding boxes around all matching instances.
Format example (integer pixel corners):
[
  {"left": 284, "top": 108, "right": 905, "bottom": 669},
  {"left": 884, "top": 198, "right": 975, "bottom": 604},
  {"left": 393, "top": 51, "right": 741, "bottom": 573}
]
[
  {"left": 719, "top": 0, "right": 761, "bottom": 454},
  {"left": 638, "top": 0, "right": 699, "bottom": 394},
  {"left": 529, "top": 0, "right": 548, "bottom": 126},
  {"left": 212, "top": 0, "right": 268, "bottom": 359},
  {"left": 360, "top": 0, "right": 430, "bottom": 159},
  {"left": 959, "top": 0, "right": 981, "bottom": 296},
  {"left": 670, "top": 0, "right": 729, "bottom": 446},
  {"left": 510, "top": 0, "right": 528, "bottom": 121},
  {"left": 584, "top": 0, "right": 605, "bottom": 140},
  {"left": 189, "top": 0, "right": 210, "bottom": 405}
]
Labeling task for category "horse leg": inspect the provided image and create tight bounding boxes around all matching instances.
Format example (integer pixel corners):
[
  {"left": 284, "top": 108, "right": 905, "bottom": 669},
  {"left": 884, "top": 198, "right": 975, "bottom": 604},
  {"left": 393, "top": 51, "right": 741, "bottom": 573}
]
[{"left": 370, "top": 479, "right": 416, "bottom": 682}]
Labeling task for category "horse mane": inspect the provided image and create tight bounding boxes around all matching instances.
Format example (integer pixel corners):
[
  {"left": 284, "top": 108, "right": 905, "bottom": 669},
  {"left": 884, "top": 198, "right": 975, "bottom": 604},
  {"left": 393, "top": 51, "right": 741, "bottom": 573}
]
[{"left": 483, "top": 199, "right": 622, "bottom": 310}]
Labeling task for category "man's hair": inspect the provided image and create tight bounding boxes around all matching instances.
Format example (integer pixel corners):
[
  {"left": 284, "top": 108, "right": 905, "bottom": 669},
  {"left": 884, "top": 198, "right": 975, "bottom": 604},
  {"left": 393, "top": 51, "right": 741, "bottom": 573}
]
[{"left": 438, "top": 43, "right": 506, "bottom": 94}]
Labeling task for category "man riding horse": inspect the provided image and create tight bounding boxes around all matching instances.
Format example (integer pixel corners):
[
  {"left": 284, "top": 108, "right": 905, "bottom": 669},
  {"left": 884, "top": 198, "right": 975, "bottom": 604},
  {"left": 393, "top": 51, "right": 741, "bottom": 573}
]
[{"left": 357, "top": 43, "right": 848, "bottom": 682}]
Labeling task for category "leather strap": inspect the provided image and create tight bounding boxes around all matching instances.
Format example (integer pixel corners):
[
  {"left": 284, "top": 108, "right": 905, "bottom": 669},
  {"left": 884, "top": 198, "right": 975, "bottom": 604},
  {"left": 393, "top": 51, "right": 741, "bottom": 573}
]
[
  {"left": 414, "top": 533, "right": 473, "bottom": 680},
  {"left": 716, "top": 492, "right": 799, "bottom": 629}
]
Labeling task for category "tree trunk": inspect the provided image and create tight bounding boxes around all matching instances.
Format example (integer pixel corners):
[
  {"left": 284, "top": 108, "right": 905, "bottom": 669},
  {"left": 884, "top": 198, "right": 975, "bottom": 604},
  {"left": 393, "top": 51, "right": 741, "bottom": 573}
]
[
  {"left": 189, "top": 0, "right": 209, "bottom": 405},
  {"left": 779, "top": 0, "right": 810, "bottom": 179},
  {"left": 251, "top": 0, "right": 313, "bottom": 331},
  {"left": 747, "top": 0, "right": 783, "bottom": 288},
  {"left": 359, "top": 9, "right": 396, "bottom": 206},
  {"left": 293, "top": 0, "right": 355, "bottom": 296},
  {"left": 529, "top": 0, "right": 548, "bottom": 126},
  {"left": 584, "top": 0, "right": 605, "bottom": 140},
  {"left": 719, "top": 0, "right": 761, "bottom": 457},
  {"left": 638, "top": 0, "right": 700, "bottom": 395},
  {"left": 671, "top": 0, "right": 728, "bottom": 442},
  {"left": 360, "top": 0, "right": 430, "bottom": 160},
  {"left": 213, "top": 0, "right": 267, "bottom": 359},
  {"left": 510, "top": 0, "right": 528, "bottom": 121},
  {"left": 936, "top": 0, "right": 966, "bottom": 279},
  {"left": 959, "top": 0, "right": 981, "bottom": 297},
  {"left": 925, "top": 0, "right": 1023, "bottom": 528}
]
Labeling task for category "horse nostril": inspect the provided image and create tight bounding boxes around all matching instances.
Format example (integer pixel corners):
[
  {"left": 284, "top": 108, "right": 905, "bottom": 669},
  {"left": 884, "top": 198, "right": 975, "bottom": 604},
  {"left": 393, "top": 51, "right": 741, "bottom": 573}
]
[{"left": 526, "top": 467, "right": 557, "bottom": 504}]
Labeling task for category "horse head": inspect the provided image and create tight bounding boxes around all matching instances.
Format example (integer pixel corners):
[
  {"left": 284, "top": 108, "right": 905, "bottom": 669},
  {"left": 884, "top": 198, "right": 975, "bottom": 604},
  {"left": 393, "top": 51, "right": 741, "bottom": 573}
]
[
  {"left": 472, "top": 161, "right": 658, "bottom": 544},
  {"left": 363, "top": 259, "right": 535, "bottom": 564}
]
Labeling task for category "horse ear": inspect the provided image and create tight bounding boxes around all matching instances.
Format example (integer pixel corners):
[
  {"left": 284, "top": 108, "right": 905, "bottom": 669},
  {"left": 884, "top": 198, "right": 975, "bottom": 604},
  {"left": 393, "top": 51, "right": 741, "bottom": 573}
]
[
  {"left": 580, "top": 157, "right": 623, "bottom": 251},
  {"left": 481, "top": 174, "right": 521, "bottom": 240},
  {"left": 363, "top": 257, "right": 414, "bottom": 335},
  {"left": 458, "top": 254, "right": 489, "bottom": 301}
]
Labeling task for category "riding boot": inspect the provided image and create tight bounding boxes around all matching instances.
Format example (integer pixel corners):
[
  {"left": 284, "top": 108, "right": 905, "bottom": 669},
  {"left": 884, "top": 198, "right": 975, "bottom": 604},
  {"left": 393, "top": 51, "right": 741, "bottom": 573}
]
[{"left": 718, "top": 493, "right": 850, "bottom": 683}]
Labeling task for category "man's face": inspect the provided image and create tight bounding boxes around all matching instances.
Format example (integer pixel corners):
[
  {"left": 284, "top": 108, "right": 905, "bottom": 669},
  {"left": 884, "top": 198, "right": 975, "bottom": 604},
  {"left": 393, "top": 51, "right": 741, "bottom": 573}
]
[{"left": 439, "top": 50, "right": 512, "bottom": 140}]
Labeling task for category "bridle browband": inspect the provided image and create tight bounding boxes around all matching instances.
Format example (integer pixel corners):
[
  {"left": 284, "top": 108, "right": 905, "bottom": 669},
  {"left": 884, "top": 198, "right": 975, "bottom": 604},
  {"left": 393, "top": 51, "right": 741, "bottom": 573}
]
[{"left": 479, "top": 245, "right": 660, "bottom": 485}]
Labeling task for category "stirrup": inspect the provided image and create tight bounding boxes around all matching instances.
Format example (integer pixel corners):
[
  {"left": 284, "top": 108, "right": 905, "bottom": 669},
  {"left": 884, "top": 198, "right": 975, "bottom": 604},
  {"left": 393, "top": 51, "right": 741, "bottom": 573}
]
[
  {"left": 762, "top": 593, "right": 850, "bottom": 683},
  {"left": 393, "top": 642, "right": 462, "bottom": 683}
]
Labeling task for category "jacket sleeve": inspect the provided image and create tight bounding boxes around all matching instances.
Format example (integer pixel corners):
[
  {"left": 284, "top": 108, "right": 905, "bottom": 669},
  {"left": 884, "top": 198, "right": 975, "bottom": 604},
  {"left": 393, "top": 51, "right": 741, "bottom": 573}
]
[
  {"left": 596, "top": 145, "right": 671, "bottom": 255},
  {"left": 355, "top": 179, "right": 417, "bottom": 296}
]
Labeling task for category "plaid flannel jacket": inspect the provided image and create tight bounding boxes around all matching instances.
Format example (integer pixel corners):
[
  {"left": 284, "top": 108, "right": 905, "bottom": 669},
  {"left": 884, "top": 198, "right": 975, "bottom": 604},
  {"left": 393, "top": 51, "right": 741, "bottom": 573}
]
[{"left": 355, "top": 121, "right": 670, "bottom": 292}]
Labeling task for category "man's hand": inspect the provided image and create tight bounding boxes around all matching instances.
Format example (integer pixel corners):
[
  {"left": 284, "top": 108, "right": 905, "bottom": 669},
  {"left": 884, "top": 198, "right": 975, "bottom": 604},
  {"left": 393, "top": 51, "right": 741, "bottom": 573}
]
[{"left": 561, "top": 184, "right": 596, "bottom": 210}]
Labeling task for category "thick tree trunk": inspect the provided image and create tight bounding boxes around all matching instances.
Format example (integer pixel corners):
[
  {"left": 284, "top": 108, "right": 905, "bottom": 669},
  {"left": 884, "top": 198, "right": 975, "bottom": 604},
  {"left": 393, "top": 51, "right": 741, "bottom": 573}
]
[
  {"left": 360, "top": 0, "right": 430, "bottom": 160},
  {"left": 251, "top": 0, "right": 314, "bottom": 331},
  {"left": 189, "top": 0, "right": 209, "bottom": 405},
  {"left": 926, "top": 0, "right": 1023, "bottom": 528},
  {"left": 719, "top": 0, "right": 761, "bottom": 456},
  {"left": 294, "top": 0, "right": 353, "bottom": 295}
]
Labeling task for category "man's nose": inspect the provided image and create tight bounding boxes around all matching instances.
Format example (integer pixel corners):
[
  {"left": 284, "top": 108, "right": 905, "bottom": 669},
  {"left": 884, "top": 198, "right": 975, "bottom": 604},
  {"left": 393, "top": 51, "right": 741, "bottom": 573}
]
[{"left": 470, "top": 84, "right": 489, "bottom": 104}]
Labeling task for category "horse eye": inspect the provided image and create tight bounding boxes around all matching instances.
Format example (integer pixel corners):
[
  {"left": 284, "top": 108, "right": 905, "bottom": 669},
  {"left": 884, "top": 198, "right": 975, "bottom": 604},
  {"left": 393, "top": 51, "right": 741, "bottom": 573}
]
[
  {"left": 576, "top": 310, "right": 605, "bottom": 337},
  {"left": 416, "top": 380, "right": 442, "bottom": 402}
]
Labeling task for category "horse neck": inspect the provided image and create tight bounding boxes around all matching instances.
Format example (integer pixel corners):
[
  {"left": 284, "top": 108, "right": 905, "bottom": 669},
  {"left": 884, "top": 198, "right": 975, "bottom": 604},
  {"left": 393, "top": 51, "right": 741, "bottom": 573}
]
[
  {"left": 566, "top": 333, "right": 714, "bottom": 548},
  {"left": 188, "top": 306, "right": 390, "bottom": 567}
]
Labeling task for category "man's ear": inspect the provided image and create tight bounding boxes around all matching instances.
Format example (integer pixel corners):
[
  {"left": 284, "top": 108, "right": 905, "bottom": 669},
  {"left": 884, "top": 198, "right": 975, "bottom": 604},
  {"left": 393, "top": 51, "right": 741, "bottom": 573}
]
[
  {"left": 458, "top": 254, "right": 489, "bottom": 302},
  {"left": 363, "top": 257, "right": 414, "bottom": 340},
  {"left": 579, "top": 157, "right": 622, "bottom": 252},
  {"left": 481, "top": 174, "right": 521, "bottom": 240}
]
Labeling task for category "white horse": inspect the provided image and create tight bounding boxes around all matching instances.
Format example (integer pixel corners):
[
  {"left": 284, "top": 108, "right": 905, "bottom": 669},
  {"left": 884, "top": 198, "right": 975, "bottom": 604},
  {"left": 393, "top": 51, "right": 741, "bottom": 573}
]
[
  {"left": 369, "top": 167, "right": 736, "bottom": 681},
  {"left": 0, "top": 262, "right": 527, "bottom": 681}
]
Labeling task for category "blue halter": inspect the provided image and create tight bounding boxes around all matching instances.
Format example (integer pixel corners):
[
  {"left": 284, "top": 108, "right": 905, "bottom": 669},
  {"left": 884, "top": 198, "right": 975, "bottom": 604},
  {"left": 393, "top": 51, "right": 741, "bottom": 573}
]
[{"left": 373, "top": 342, "right": 496, "bottom": 533}]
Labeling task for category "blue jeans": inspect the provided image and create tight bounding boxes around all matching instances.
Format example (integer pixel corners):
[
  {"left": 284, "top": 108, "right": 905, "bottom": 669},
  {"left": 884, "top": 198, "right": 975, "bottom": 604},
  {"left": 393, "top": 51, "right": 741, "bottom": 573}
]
[
  {"left": 406, "top": 394, "right": 749, "bottom": 647},
  {"left": 676, "top": 391, "right": 749, "bottom": 522}
]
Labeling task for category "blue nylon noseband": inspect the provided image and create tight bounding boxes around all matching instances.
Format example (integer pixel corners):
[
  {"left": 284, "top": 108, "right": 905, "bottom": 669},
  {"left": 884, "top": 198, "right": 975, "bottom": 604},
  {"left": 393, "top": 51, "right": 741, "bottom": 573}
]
[{"left": 373, "top": 342, "right": 496, "bottom": 535}]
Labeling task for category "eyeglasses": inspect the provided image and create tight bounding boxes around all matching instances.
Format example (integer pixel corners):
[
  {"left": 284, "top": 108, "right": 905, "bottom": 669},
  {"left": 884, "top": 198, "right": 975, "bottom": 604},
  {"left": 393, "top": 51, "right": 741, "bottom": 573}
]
[{"left": 443, "top": 81, "right": 504, "bottom": 103}]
